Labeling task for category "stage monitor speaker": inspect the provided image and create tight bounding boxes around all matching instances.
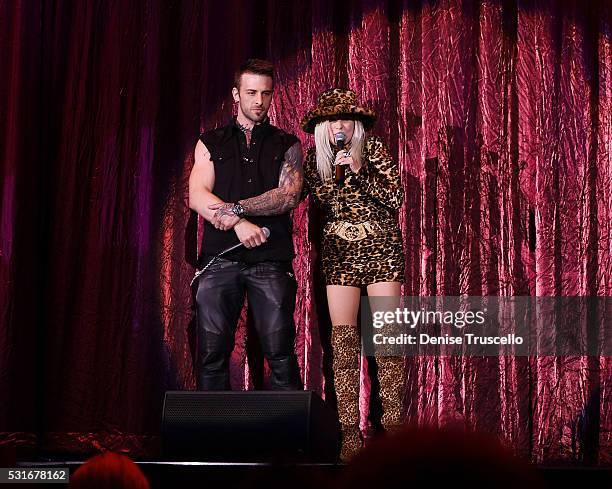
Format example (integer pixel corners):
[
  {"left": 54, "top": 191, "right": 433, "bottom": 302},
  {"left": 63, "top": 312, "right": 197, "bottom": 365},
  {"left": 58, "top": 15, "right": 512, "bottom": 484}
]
[{"left": 162, "top": 390, "right": 340, "bottom": 462}]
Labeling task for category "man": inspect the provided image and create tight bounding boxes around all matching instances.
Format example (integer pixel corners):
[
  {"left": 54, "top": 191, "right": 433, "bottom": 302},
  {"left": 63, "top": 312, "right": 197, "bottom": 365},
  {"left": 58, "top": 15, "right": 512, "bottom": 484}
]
[{"left": 188, "top": 59, "right": 304, "bottom": 391}]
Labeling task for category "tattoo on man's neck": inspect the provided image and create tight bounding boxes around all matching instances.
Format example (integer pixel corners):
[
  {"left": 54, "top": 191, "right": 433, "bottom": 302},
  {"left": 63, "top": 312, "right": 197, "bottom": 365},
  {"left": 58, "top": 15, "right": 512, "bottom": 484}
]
[
  {"left": 236, "top": 121, "right": 253, "bottom": 134},
  {"left": 237, "top": 122, "right": 253, "bottom": 146}
]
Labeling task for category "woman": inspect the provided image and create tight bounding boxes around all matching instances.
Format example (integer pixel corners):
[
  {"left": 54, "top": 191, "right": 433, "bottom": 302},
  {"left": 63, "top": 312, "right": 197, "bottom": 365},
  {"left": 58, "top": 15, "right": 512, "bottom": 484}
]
[{"left": 301, "top": 88, "right": 406, "bottom": 460}]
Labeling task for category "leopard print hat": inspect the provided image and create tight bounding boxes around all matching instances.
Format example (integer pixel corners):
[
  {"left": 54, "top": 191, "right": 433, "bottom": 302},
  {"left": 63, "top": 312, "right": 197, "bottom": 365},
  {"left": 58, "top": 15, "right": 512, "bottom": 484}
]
[{"left": 300, "top": 88, "right": 377, "bottom": 133}]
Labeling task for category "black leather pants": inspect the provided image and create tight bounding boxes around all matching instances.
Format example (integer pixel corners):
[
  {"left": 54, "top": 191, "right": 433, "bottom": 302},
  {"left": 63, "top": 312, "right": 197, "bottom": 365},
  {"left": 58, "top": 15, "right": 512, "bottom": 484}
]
[{"left": 194, "top": 258, "right": 303, "bottom": 391}]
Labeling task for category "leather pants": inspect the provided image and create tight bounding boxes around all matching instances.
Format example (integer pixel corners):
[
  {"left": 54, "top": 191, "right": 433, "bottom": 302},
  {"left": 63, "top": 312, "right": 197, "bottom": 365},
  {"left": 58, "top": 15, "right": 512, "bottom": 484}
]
[{"left": 193, "top": 258, "right": 302, "bottom": 391}]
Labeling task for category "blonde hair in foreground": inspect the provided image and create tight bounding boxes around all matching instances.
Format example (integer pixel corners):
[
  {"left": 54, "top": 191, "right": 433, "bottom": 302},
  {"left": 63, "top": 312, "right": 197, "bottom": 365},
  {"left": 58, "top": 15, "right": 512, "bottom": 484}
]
[{"left": 314, "top": 120, "right": 365, "bottom": 180}]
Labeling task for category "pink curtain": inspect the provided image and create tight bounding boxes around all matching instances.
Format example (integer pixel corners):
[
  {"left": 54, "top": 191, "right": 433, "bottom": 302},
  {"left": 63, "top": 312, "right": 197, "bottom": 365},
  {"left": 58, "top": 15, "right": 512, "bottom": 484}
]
[{"left": 1, "top": 0, "right": 610, "bottom": 465}]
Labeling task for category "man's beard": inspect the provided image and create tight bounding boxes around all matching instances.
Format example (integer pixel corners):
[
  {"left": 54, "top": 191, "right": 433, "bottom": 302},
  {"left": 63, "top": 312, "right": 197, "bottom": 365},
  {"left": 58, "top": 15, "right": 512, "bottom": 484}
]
[{"left": 241, "top": 103, "right": 267, "bottom": 123}]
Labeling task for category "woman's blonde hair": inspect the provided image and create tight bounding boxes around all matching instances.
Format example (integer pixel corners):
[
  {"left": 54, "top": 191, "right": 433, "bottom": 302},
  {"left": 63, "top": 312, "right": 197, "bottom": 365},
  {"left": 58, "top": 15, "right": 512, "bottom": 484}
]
[{"left": 314, "top": 120, "right": 365, "bottom": 180}]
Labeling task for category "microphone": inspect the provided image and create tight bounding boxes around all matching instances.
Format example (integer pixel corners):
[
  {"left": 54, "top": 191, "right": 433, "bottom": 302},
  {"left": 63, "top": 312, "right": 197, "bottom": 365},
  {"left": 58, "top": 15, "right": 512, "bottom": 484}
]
[
  {"left": 334, "top": 132, "right": 346, "bottom": 184},
  {"left": 190, "top": 227, "right": 270, "bottom": 286},
  {"left": 217, "top": 227, "right": 270, "bottom": 257}
]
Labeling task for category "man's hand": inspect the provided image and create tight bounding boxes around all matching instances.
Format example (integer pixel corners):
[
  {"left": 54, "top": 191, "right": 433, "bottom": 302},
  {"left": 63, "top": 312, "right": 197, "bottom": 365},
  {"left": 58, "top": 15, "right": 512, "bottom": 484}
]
[
  {"left": 208, "top": 202, "right": 240, "bottom": 230},
  {"left": 234, "top": 220, "right": 268, "bottom": 248}
]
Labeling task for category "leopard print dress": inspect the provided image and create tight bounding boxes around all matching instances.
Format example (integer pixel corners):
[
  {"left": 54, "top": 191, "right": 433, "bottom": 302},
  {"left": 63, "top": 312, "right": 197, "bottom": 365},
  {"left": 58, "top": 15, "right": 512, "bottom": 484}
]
[{"left": 304, "top": 135, "right": 404, "bottom": 286}]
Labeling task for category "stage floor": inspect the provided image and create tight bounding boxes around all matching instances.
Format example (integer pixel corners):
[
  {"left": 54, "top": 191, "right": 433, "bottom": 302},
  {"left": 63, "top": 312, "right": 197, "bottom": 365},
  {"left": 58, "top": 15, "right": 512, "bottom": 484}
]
[{"left": 16, "top": 459, "right": 612, "bottom": 488}]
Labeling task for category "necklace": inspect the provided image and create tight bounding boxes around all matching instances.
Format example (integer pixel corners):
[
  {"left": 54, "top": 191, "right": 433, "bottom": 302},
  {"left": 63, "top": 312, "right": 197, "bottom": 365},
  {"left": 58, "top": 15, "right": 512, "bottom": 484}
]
[
  {"left": 236, "top": 121, "right": 253, "bottom": 148},
  {"left": 236, "top": 121, "right": 253, "bottom": 134}
]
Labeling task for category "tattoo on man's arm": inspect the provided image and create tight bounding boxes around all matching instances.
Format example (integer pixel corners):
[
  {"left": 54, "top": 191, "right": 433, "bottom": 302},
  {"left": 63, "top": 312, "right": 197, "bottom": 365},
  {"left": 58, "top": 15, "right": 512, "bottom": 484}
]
[
  {"left": 213, "top": 203, "right": 235, "bottom": 220},
  {"left": 239, "top": 142, "right": 304, "bottom": 216}
]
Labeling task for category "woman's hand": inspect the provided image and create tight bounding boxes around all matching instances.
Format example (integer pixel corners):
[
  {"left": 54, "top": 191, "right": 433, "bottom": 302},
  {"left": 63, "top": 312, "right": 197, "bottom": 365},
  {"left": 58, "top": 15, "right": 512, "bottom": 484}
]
[{"left": 334, "top": 150, "right": 361, "bottom": 173}]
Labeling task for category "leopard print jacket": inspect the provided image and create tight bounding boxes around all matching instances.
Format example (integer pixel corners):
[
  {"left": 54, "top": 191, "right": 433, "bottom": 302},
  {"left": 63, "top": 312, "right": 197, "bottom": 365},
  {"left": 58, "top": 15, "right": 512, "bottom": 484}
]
[
  {"left": 303, "top": 135, "right": 405, "bottom": 286},
  {"left": 303, "top": 135, "right": 403, "bottom": 223}
]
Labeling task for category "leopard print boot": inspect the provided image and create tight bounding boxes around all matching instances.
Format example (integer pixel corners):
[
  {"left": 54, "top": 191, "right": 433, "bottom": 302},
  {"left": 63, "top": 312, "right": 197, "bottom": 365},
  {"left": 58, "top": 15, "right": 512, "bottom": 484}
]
[
  {"left": 330, "top": 324, "right": 362, "bottom": 462},
  {"left": 376, "top": 355, "right": 406, "bottom": 434}
]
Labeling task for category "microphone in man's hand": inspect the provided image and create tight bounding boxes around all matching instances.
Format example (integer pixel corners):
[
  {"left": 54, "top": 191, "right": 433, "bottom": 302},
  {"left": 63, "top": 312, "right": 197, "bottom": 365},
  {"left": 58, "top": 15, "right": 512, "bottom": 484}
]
[
  {"left": 218, "top": 226, "right": 270, "bottom": 257},
  {"left": 334, "top": 132, "right": 346, "bottom": 184},
  {"left": 190, "top": 227, "right": 270, "bottom": 286}
]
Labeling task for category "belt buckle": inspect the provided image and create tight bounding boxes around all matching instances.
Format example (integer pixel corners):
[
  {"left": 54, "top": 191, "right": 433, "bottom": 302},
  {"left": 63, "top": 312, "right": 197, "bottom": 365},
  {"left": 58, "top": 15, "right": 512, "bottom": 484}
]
[
  {"left": 330, "top": 221, "right": 374, "bottom": 242},
  {"left": 342, "top": 223, "right": 366, "bottom": 241}
]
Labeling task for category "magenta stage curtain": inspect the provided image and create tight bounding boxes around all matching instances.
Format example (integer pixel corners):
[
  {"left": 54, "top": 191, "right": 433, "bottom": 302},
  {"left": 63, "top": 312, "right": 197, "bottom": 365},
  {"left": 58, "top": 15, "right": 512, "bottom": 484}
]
[{"left": 1, "top": 0, "right": 610, "bottom": 465}]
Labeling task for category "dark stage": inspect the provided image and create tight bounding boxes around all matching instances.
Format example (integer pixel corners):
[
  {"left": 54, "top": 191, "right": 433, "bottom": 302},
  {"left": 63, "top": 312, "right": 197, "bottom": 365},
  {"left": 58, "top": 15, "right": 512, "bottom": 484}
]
[{"left": 15, "top": 459, "right": 612, "bottom": 489}]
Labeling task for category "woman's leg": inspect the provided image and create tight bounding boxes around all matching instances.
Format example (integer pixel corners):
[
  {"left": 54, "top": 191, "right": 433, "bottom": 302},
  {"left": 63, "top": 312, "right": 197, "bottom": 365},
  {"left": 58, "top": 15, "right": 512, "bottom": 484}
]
[
  {"left": 366, "top": 281, "right": 406, "bottom": 433},
  {"left": 366, "top": 281, "right": 402, "bottom": 297},
  {"left": 326, "top": 285, "right": 362, "bottom": 461},
  {"left": 327, "top": 284, "right": 361, "bottom": 324}
]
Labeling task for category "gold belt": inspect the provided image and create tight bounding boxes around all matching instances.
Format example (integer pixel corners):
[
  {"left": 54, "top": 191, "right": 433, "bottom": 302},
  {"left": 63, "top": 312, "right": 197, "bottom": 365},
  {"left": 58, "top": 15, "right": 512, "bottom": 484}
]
[{"left": 326, "top": 220, "right": 383, "bottom": 241}]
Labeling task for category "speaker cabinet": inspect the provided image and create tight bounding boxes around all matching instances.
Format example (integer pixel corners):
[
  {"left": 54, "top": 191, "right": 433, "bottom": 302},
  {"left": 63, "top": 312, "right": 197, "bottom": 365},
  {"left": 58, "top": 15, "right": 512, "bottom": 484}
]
[{"left": 162, "top": 390, "right": 340, "bottom": 462}]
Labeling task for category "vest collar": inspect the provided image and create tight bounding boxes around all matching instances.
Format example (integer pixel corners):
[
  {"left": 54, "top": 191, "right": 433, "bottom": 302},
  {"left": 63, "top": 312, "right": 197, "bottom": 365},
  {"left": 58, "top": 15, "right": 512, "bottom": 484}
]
[{"left": 231, "top": 116, "right": 271, "bottom": 137}]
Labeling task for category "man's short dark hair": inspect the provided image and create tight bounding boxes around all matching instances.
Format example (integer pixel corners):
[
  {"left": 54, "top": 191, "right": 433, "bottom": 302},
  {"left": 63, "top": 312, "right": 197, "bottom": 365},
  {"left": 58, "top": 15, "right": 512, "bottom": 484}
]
[{"left": 234, "top": 59, "right": 275, "bottom": 89}]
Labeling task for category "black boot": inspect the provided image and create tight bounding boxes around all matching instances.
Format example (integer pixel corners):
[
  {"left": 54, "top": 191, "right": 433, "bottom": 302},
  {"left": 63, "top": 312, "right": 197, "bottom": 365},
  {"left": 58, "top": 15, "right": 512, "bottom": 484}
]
[
  {"left": 197, "top": 371, "right": 231, "bottom": 391},
  {"left": 267, "top": 356, "right": 303, "bottom": 390},
  {"left": 196, "top": 330, "right": 233, "bottom": 391},
  {"left": 260, "top": 330, "right": 303, "bottom": 390}
]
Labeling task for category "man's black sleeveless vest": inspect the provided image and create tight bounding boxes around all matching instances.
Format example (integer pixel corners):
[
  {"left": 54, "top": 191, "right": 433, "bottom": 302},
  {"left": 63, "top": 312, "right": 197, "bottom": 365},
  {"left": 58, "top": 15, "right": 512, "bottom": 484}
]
[{"left": 199, "top": 119, "right": 299, "bottom": 264}]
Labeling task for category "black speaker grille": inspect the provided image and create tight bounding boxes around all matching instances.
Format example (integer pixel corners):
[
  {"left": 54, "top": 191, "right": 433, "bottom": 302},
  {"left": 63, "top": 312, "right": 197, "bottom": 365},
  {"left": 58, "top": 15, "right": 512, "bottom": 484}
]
[
  {"left": 162, "top": 391, "right": 339, "bottom": 461},
  {"left": 165, "top": 392, "right": 308, "bottom": 426}
]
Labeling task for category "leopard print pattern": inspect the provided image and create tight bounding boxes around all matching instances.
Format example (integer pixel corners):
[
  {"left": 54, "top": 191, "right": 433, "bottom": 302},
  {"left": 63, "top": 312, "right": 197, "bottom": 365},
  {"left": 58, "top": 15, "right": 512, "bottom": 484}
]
[
  {"left": 331, "top": 325, "right": 361, "bottom": 425},
  {"left": 317, "top": 87, "right": 359, "bottom": 106},
  {"left": 339, "top": 424, "right": 363, "bottom": 462},
  {"left": 376, "top": 356, "right": 406, "bottom": 429},
  {"left": 304, "top": 135, "right": 405, "bottom": 286},
  {"left": 301, "top": 88, "right": 376, "bottom": 133},
  {"left": 333, "top": 368, "right": 360, "bottom": 425},
  {"left": 331, "top": 324, "right": 361, "bottom": 369},
  {"left": 330, "top": 324, "right": 362, "bottom": 460}
]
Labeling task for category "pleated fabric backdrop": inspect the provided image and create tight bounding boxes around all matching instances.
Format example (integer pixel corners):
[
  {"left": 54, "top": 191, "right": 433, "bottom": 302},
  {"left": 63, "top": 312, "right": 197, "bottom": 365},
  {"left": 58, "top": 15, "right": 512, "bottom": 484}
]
[{"left": 0, "top": 0, "right": 610, "bottom": 465}]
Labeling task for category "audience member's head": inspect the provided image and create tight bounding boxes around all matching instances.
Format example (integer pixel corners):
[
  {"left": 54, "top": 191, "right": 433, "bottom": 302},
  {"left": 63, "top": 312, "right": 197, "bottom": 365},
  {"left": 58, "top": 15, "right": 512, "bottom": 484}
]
[
  {"left": 69, "top": 451, "right": 150, "bottom": 489},
  {"left": 341, "top": 424, "right": 543, "bottom": 489},
  {"left": 238, "top": 463, "right": 335, "bottom": 489}
]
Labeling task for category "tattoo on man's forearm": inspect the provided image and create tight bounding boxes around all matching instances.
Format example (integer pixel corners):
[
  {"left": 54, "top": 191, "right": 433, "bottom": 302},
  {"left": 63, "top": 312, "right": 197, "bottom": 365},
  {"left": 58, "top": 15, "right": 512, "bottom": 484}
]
[
  {"left": 213, "top": 203, "right": 235, "bottom": 220},
  {"left": 240, "top": 142, "right": 304, "bottom": 216}
]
